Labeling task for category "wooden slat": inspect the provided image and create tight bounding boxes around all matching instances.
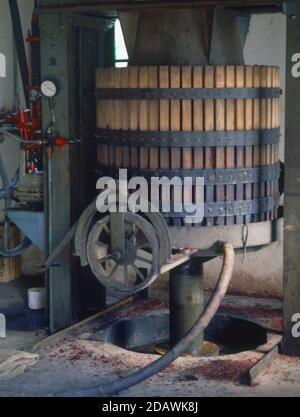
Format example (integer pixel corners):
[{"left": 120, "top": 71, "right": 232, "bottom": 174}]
[
  {"left": 159, "top": 66, "right": 170, "bottom": 220},
  {"left": 96, "top": 69, "right": 109, "bottom": 166},
  {"left": 159, "top": 66, "right": 170, "bottom": 169},
  {"left": 225, "top": 65, "right": 235, "bottom": 226},
  {"left": 245, "top": 66, "right": 253, "bottom": 224},
  {"left": 170, "top": 66, "right": 181, "bottom": 170},
  {"left": 121, "top": 67, "right": 130, "bottom": 167},
  {"left": 215, "top": 65, "right": 225, "bottom": 226},
  {"left": 204, "top": 66, "right": 215, "bottom": 227},
  {"left": 129, "top": 67, "right": 139, "bottom": 168},
  {"left": 236, "top": 65, "right": 245, "bottom": 224},
  {"left": 107, "top": 68, "right": 116, "bottom": 167},
  {"left": 193, "top": 66, "right": 204, "bottom": 227},
  {"left": 260, "top": 66, "right": 268, "bottom": 222},
  {"left": 139, "top": 67, "right": 149, "bottom": 169},
  {"left": 253, "top": 66, "right": 261, "bottom": 222},
  {"left": 271, "top": 66, "right": 280, "bottom": 220},
  {"left": 171, "top": 66, "right": 182, "bottom": 226},
  {"left": 149, "top": 66, "right": 159, "bottom": 169},
  {"left": 114, "top": 68, "right": 123, "bottom": 168},
  {"left": 193, "top": 66, "right": 204, "bottom": 170},
  {"left": 96, "top": 69, "right": 104, "bottom": 165},
  {"left": 182, "top": 66, "right": 193, "bottom": 225},
  {"left": 267, "top": 65, "right": 273, "bottom": 206}
]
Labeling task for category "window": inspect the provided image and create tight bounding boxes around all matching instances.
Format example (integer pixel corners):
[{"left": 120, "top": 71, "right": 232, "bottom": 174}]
[
  {"left": 114, "top": 20, "right": 129, "bottom": 68},
  {"left": 0, "top": 53, "right": 6, "bottom": 77}
]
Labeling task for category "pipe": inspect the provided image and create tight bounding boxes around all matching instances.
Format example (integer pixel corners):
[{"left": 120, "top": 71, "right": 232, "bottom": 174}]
[
  {"left": 60, "top": 241, "right": 235, "bottom": 397},
  {"left": 0, "top": 128, "right": 42, "bottom": 145},
  {"left": 0, "top": 237, "right": 32, "bottom": 257},
  {"left": 170, "top": 257, "right": 204, "bottom": 355}
]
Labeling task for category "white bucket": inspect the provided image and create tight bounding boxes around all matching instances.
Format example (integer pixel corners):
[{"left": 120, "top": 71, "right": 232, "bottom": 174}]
[{"left": 28, "top": 288, "right": 46, "bottom": 310}]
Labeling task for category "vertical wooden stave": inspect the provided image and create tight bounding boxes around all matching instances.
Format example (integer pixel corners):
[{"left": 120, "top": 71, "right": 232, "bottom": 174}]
[
  {"left": 253, "top": 66, "right": 261, "bottom": 222},
  {"left": 159, "top": 66, "right": 170, "bottom": 220},
  {"left": 149, "top": 66, "right": 159, "bottom": 170},
  {"left": 245, "top": 66, "right": 254, "bottom": 224},
  {"left": 129, "top": 67, "right": 139, "bottom": 169},
  {"left": 193, "top": 66, "right": 204, "bottom": 227},
  {"left": 107, "top": 68, "right": 116, "bottom": 168},
  {"left": 182, "top": 66, "right": 193, "bottom": 225},
  {"left": 260, "top": 66, "right": 268, "bottom": 221},
  {"left": 96, "top": 68, "right": 104, "bottom": 166},
  {"left": 171, "top": 66, "right": 182, "bottom": 226},
  {"left": 215, "top": 65, "right": 225, "bottom": 226},
  {"left": 204, "top": 66, "right": 215, "bottom": 227},
  {"left": 114, "top": 68, "right": 123, "bottom": 168},
  {"left": 265, "top": 66, "right": 273, "bottom": 221},
  {"left": 225, "top": 65, "right": 236, "bottom": 226},
  {"left": 121, "top": 68, "right": 130, "bottom": 167},
  {"left": 139, "top": 67, "right": 150, "bottom": 169},
  {"left": 236, "top": 65, "right": 245, "bottom": 224}
]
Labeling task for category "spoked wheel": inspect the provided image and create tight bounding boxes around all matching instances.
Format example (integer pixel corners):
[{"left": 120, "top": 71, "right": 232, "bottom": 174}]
[{"left": 86, "top": 212, "right": 160, "bottom": 294}]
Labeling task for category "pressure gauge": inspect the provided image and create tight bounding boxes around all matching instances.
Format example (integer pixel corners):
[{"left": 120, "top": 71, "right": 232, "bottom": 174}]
[{"left": 41, "top": 80, "right": 57, "bottom": 98}]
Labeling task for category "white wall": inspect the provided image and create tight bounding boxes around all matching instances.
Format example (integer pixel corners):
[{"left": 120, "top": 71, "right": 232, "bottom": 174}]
[{"left": 205, "top": 13, "right": 286, "bottom": 299}]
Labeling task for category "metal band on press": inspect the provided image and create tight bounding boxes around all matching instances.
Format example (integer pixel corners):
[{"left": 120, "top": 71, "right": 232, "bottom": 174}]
[
  {"left": 96, "top": 128, "right": 280, "bottom": 148},
  {"left": 97, "top": 164, "right": 280, "bottom": 186},
  {"left": 96, "top": 87, "right": 282, "bottom": 101},
  {"left": 162, "top": 196, "right": 280, "bottom": 218}
]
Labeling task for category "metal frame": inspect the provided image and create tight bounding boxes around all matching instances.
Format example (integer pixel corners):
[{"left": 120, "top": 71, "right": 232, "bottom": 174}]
[
  {"left": 36, "top": 0, "right": 284, "bottom": 14},
  {"left": 38, "top": 9, "right": 114, "bottom": 332},
  {"left": 39, "top": 13, "right": 75, "bottom": 332}
]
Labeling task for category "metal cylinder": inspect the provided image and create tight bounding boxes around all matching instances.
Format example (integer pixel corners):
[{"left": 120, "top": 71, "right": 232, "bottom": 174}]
[{"left": 170, "top": 257, "right": 204, "bottom": 355}]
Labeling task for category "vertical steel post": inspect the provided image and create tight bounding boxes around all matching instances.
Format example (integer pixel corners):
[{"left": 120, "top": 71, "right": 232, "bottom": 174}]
[
  {"left": 40, "top": 13, "right": 75, "bottom": 332},
  {"left": 283, "top": 1, "right": 300, "bottom": 356},
  {"left": 170, "top": 258, "right": 204, "bottom": 355}
]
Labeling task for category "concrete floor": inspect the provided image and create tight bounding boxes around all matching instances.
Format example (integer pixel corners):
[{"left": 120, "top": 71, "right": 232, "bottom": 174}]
[{"left": 0, "top": 285, "right": 299, "bottom": 397}]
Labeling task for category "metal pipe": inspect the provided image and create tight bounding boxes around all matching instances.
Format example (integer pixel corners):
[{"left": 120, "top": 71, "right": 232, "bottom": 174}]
[
  {"left": 59, "top": 241, "right": 235, "bottom": 397},
  {"left": 0, "top": 128, "right": 43, "bottom": 145},
  {"left": 170, "top": 257, "right": 204, "bottom": 355}
]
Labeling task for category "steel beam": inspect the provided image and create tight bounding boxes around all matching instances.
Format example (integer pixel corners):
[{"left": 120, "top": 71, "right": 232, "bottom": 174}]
[
  {"left": 40, "top": 13, "right": 75, "bottom": 332},
  {"left": 36, "top": 0, "right": 284, "bottom": 14},
  {"left": 283, "top": 1, "right": 300, "bottom": 356}
]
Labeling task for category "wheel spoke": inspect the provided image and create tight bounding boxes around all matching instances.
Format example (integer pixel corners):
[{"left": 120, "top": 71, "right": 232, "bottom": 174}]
[
  {"left": 97, "top": 254, "right": 113, "bottom": 264},
  {"left": 132, "top": 264, "right": 145, "bottom": 282},
  {"left": 136, "top": 242, "right": 150, "bottom": 250},
  {"left": 135, "top": 255, "right": 152, "bottom": 266},
  {"left": 106, "top": 263, "right": 118, "bottom": 280},
  {"left": 103, "top": 223, "right": 110, "bottom": 235},
  {"left": 123, "top": 265, "right": 129, "bottom": 288},
  {"left": 129, "top": 226, "right": 139, "bottom": 242},
  {"left": 95, "top": 241, "right": 108, "bottom": 250}
]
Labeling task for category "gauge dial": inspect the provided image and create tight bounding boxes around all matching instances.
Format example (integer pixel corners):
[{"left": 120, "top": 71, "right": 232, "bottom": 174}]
[{"left": 41, "top": 80, "right": 57, "bottom": 98}]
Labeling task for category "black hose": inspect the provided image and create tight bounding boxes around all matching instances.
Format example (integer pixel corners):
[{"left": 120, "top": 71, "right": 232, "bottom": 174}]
[{"left": 61, "top": 242, "right": 235, "bottom": 397}]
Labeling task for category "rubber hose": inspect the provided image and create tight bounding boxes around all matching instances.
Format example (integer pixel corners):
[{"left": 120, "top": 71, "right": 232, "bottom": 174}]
[{"left": 61, "top": 242, "right": 235, "bottom": 397}]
